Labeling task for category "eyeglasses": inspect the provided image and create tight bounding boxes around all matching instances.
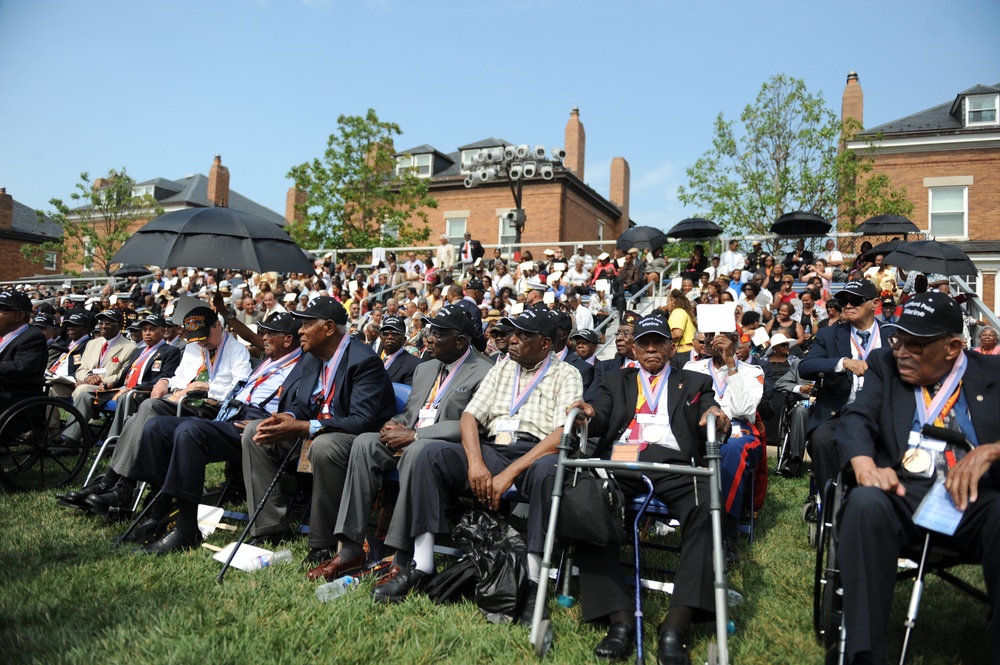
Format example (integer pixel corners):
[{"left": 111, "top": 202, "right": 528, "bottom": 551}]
[
  {"left": 886, "top": 334, "right": 950, "bottom": 355},
  {"left": 614, "top": 329, "right": 634, "bottom": 339},
  {"left": 838, "top": 295, "right": 872, "bottom": 308},
  {"left": 425, "top": 327, "right": 455, "bottom": 340}
]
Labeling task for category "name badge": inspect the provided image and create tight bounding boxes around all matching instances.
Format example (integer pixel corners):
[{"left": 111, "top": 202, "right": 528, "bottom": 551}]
[
  {"left": 418, "top": 408, "right": 438, "bottom": 422},
  {"left": 91, "top": 368, "right": 107, "bottom": 375},
  {"left": 151, "top": 360, "right": 162, "bottom": 372},
  {"left": 494, "top": 417, "right": 520, "bottom": 433},
  {"left": 919, "top": 435, "right": 947, "bottom": 453}
]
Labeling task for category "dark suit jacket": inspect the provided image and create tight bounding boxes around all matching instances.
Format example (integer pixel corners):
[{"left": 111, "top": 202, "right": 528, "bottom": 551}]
[
  {"left": 799, "top": 320, "right": 881, "bottom": 432},
  {"left": 280, "top": 337, "right": 397, "bottom": 435},
  {"left": 130, "top": 343, "right": 183, "bottom": 391},
  {"left": 563, "top": 351, "right": 595, "bottom": 394},
  {"left": 0, "top": 325, "right": 48, "bottom": 382},
  {"left": 47, "top": 335, "right": 89, "bottom": 376},
  {"left": 385, "top": 350, "right": 424, "bottom": 386},
  {"left": 585, "top": 354, "right": 631, "bottom": 403},
  {"left": 838, "top": 349, "right": 1000, "bottom": 475},
  {"left": 391, "top": 351, "right": 492, "bottom": 442},
  {"left": 588, "top": 367, "right": 718, "bottom": 465}
]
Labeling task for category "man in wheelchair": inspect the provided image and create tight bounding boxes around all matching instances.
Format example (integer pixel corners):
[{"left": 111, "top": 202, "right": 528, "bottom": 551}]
[
  {"left": 0, "top": 289, "right": 49, "bottom": 409},
  {"left": 836, "top": 292, "right": 1000, "bottom": 664}
]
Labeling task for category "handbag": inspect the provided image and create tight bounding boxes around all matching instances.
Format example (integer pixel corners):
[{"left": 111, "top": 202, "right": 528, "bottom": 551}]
[{"left": 557, "top": 469, "right": 625, "bottom": 546}]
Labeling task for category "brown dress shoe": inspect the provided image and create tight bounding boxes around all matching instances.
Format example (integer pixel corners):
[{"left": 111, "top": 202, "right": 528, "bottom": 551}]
[
  {"left": 306, "top": 551, "right": 367, "bottom": 581},
  {"left": 373, "top": 564, "right": 404, "bottom": 588}
]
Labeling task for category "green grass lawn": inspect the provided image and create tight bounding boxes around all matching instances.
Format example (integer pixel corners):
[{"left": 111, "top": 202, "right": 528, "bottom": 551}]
[{"left": 0, "top": 471, "right": 990, "bottom": 664}]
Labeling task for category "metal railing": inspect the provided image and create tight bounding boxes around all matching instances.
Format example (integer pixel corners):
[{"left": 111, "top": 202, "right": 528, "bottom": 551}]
[{"left": 952, "top": 275, "right": 1000, "bottom": 345}]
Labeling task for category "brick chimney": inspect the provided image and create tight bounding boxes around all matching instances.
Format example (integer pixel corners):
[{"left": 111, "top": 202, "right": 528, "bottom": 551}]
[
  {"left": 286, "top": 186, "right": 306, "bottom": 225},
  {"left": 609, "top": 158, "right": 630, "bottom": 231},
  {"left": 207, "top": 155, "right": 230, "bottom": 207},
  {"left": 564, "top": 107, "right": 586, "bottom": 181},
  {"left": 93, "top": 178, "right": 110, "bottom": 191},
  {"left": 842, "top": 71, "right": 864, "bottom": 128},
  {"left": 0, "top": 188, "right": 12, "bottom": 230}
]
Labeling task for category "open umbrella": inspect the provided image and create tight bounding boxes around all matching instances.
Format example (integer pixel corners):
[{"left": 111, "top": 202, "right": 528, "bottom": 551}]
[
  {"left": 861, "top": 239, "right": 904, "bottom": 262},
  {"left": 770, "top": 211, "right": 832, "bottom": 237},
  {"left": 665, "top": 218, "right": 723, "bottom": 240},
  {"left": 616, "top": 225, "right": 668, "bottom": 251},
  {"left": 110, "top": 208, "right": 315, "bottom": 274},
  {"left": 111, "top": 264, "right": 152, "bottom": 278},
  {"left": 882, "top": 240, "right": 977, "bottom": 276},
  {"left": 856, "top": 214, "right": 920, "bottom": 236}
]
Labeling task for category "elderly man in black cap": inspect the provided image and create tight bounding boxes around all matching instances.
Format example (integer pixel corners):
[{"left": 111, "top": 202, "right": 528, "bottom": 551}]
[
  {"left": 570, "top": 328, "right": 599, "bottom": 365},
  {"left": 379, "top": 315, "right": 423, "bottom": 386},
  {"left": 489, "top": 319, "right": 514, "bottom": 363},
  {"left": 799, "top": 278, "right": 884, "bottom": 496},
  {"left": 585, "top": 310, "right": 641, "bottom": 403},
  {"left": 73, "top": 306, "right": 251, "bottom": 515},
  {"left": 568, "top": 313, "right": 728, "bottom": 664},
  {"left": 0, "top": 290, "right": 48, "bottom": 407},
  {"left": 374, "top": 308, "right": 582, "bottom": 613},
  {"left": 32, "top": 313, "right": 63, "bottom": 365},
  {"left": 240, "top": 296, "right": 398, "bottom": 562},
  {"left": 119, "top": 313, "right": 304, "bottom": 553},
  {"left": 45, "top": 310, "right": 92, "bottom": 381},
  {"left": 307, "top": 304, "right": 493, "bottom": 582},
  {"left": 50, "top": 309, "right": 137, "bottom": 400},
  {"left": 550, "top": 309, "right": 595, "bottom": 392},
  {"left": 835, "top": 292, "right": 1000, "bottom": 664}
]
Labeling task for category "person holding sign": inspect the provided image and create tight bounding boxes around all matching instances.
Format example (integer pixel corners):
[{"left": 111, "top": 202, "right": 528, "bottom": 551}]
[
  {"left": 567, "top": 312, "right": 728, "bottom": 663},
  {"left": 376, "top": 308, "right": 582, "bottom": 611},
  {"left": 836, "top": 291, "right": 1000, "bottom": 665}
]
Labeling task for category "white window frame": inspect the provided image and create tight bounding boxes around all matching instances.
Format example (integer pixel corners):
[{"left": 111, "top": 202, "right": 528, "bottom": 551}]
[
  {"left": 965, "top": 94, "right": 999, "bottom": 128},
  {"left": 497, "top": 208, "right": 517, "bottom": 246},
  {"left": 444, "top": 215, "right": 467, "bottom": 246},
  {"left": 43, "top": 251, "right": 57, "bottom": 271},
  {"left": 927, "top": 186, "right": 968, "bottom": 240},
  {"left": 395, "top": 154, "right": 432, "bottom": 178}
]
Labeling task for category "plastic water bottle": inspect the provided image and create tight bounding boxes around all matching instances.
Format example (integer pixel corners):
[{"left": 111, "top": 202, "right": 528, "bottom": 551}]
[
  {"left": 247, "top": 549, "right": 292, "bottom": 571},
  {"left": 316, "top": 575, "right": 356, "bottom": 603}
]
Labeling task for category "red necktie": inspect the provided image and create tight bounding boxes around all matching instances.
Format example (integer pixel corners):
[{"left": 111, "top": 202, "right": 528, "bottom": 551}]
[{"left": 100, "top": 340, "right": 109, "bottom": 364}]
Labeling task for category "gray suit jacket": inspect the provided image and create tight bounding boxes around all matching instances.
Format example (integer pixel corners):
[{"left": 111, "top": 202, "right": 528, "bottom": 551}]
[
  {"left": 74, "top": 335, "right": 139, "bottom": 386},
  {"left": 391, "top": 350, "right": 493, "bottom": 442}
]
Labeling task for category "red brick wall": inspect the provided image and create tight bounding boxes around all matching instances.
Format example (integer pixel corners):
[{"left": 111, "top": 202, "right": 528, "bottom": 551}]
[{"left": 0, "top": 238, "right": 61, "bottom": 282}]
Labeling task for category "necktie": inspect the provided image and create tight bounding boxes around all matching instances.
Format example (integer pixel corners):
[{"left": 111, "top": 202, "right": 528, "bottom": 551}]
[
  {"left": 629, "top": 375, "right": 659, "bottom": 449},
  {"left": 100, "top": 340, "right": 109, "bottom": 364},
  {"left": 857, "top": 330, "right": 870, "bottom": 350},
  {"left": 625, "top": 360, "right": 637, "bottom": 369}
]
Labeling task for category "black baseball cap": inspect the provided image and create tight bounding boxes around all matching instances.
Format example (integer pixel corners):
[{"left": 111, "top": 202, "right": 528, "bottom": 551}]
[
  {"left": 620, "top": 310, "right": 641, "bottom": 328},
  {"left": 499, "top": 308, "right": 557, "bottom": 342},
  {"left": 884, "top": 292, "right": 964, "bottom": 337},
  {"left": 634, "top": 313, "right": 673, "bottom": 341},
  {"left": 183, "top": 306, "right": 218, "bottom": 342},
  {"left": 290, "top": 296, "right": 348, "bottom": 324},
  {"left": 138, "top": 314, "right": 166, "bottom": 328},
  {"left": 835, "top": 278, "right": 879, "bottom": 302},
  {"left": 64, "top": 310, "right": 92, "bottom": 328},
  {"left": 31, "top": 313, "right": 59, "bottom": 329},
  {"left": 0, "top": 290, "right": 32, "bottom": 312},
  {"left": 421, "top": 304, "right": 477, "bottom": 337},
  {"left": 258, "top": 311, "right": 300, "bottom": 335},
  {"left": 95, "top": 309, "right": 123, "bottom": 326},
  {"left": 465, "top": 278, "right": 485, "bottom": 292},
  {"left": 570, "top": 329, "right": 599, "bottom": 344},
  {"left": 550, "top": 309, "right": 573, "bottom": 332},
  {"left": 380, "top": 315, "right": 406, "bottom": 335}
]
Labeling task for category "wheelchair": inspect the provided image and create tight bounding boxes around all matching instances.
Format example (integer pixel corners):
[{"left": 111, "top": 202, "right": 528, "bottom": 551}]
[
  {"left": 813, "top": 473, "right": 990, "bottom": 664},
  {"left": 0, "top": 379, "right": 93, "bottom": 492}
]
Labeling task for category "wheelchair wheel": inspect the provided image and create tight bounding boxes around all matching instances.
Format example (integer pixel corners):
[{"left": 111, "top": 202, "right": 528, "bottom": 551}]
[
  {"left": 0, "top": 397, "right": 92, "bottom": 492},
  {"left": 813, "top": 478, "right": 844, "bottom": 648}
]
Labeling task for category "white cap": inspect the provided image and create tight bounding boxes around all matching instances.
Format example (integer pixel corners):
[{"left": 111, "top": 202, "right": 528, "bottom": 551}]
[{"left": 769, "top": 332, "right": 792, "bottom": 347}]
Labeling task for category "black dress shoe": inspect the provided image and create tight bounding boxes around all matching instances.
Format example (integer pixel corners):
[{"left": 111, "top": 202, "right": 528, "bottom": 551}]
[
  {"left": 245, "top": 529, "right": 294, "bottom": 548},
  {"left": 371, "top": 561, "right": 436, "bottom": 603},
  {"left": 114, "top": 516, "right": 164, "bottom": 546},
  {"left": 657, "top": 631, "right": 691, "bottom": 665},
  {"left": 84, "top": 483, "right": 135, "bottom": 516},
  {"left": 519, "top": 580, "right": 550, "bottom": 626},
  {"left": 301, "top": 547, "right": 333, "bottom": 567},
  {"left": 776, "top": 458, "right": 803, "bottom": 478},
  {"left": 58, "top": 479, "right": 113, "bottom": 508},
  {"left": 138, "top": 527, "right": 202, "bottom": 555},
  {"left": 594, "top": 622, "right": 635, "bottom": 660}
]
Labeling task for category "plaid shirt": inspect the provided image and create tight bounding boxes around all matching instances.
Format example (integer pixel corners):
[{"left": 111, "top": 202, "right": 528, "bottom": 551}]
[{"left": 465, "top": 352, "right": 583, "bottom": 442}]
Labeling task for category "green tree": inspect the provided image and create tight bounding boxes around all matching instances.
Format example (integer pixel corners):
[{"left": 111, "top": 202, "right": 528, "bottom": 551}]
[
  {"left": 21, "top": 169, "right": 162, "bottom": 276},
  {"left": 287, "top": 109, "right": 437, "bottom": 250},
  {"left": 677, "top": 74, "right": 912, "bottom": 253}
]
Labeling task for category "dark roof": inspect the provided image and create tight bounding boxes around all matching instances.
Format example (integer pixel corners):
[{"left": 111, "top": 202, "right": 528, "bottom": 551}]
[
  {"left": 456, "top": 138, "right": 511, "bottom": 151},
  {"left": 11, "top": 198, "right": 61, "bottom": 239},
  {"left": 862, "top": 83, "right": 1000, "bottom": 137},
  {"left": 952, "top": 240, "right": 1000, "bottom": 254}
]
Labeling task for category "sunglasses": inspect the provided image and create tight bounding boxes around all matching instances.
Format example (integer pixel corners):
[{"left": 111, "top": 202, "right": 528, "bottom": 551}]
[{"left": 838, "top": 295, "right": 872, "bottom": 308}]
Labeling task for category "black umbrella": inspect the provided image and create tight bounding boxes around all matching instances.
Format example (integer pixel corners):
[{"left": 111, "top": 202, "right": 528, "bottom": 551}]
[
  {"left": 882, "top": 240, "right": 977, "bottom": 276},
  {"left": 856, "top": 214, "right": 920, "bottom": 236},
  {"left": 616, "top": 225, "right": 668, "bottom": 251},
  {"left": 770, "top": 211, "right": 832, "bottom": 237},
  {"left": 861, "top": 240, "right": 904, "bottom": 262},
  {"left": 110, "top": 207, "right": 315, "bottom": 274},
  {"left": 111, "top": 264, "right": 152, "bottom": 278},
  {"left": 665, "top": 218, "right": 723, "bottom": 240}
]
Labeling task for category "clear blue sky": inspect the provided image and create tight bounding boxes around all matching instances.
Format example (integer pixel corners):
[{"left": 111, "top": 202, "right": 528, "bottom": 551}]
[{"left": 2, "top": 0, "right": 998, "bottom": 235}]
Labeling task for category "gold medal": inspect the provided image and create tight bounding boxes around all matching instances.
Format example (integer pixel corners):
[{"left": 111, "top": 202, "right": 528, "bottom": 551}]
[
  {"left": 902, "top": 447, "right": 931, "bottom": 475},
  {"left": 494, "top": 431, "right": 512, "bottom": 446}
]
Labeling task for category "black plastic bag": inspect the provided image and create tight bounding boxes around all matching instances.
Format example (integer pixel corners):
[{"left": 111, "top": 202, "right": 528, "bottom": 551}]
[
  {"left": 424, "top": 556, "right": 476, "bottom": 605},
  {"left": 452, "top": 509, "right": 528, "bottom": 624}
]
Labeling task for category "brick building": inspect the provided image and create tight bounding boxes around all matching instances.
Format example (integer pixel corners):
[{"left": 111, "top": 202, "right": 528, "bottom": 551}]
[
  {"left": 61, "top": 155, "right": 287, "bottom": 275},
  {"left": 387, "top": 108, "right": 631, "bottom": 252},
  {"left": 844, "top": 73, "right": 1000, "bottom": 311},
  {"left": 0, "top": 188, "right": 62, "bottom": 281}
]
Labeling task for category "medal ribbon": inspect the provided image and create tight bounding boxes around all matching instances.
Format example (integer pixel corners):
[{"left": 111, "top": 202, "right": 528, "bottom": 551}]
[
  {"left": 427, "top": 348, "right": 470, "bottom": 409},
  {"left": 639, "top": 366, "right": 669, "bottom": 413},
  {"left": 708, "top": 359, "right": 735, "bottom": 398},
  {"left": 382, "top": 347, "right": 405, "bottom": 369},
  {"left": 50, "top": 334, "right": 89, "bottom": 372},
  {"left": 915, "top": 352, "right": 967, "bottom": 428},
  {"left": 319, "top": 335, "right": 351, "bottom": 416},
  {"left": 0, "top": 324, "right": 28, "bottom": 355},
  {"left": 201, "top": 332, "right": 229, "bottom": 381},
  {"left": 237, "top": 348, "right": 302, "bottom": 404},
  {"left": 125, "top": 339, "right": 166, "bottom": 388},
  {"left": 850, "top": 325, "right": 880, "bottom": 361},
  {"left": 509, "top": 355, "right": 551, "bottom": 416}
]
